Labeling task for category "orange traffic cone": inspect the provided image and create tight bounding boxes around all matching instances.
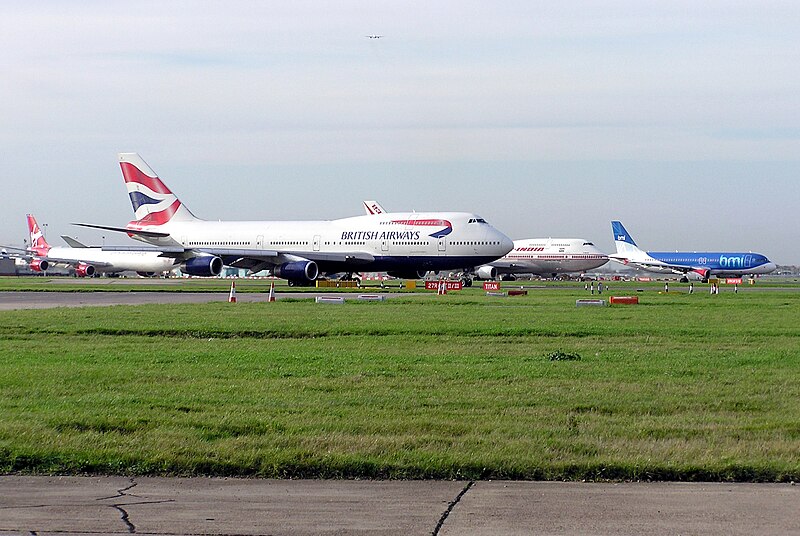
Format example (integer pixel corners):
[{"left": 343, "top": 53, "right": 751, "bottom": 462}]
[
  {"left": 228, "top": 280, "right": 237, "bottom": 303},
  {"left": 268, "top": 281, "right": 276, "bottom": 302}
]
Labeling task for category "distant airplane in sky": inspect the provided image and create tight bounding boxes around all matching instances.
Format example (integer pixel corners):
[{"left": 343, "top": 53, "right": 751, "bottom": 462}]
[
  {"left": 365, "top": 34, "right": 383, "bottom": 39},
  {"left": 608, "top": 221, "right": 776, "bottom": 282},
  {"left": 76, "top": 153, "right": 513, "bottom": 284},
  {"left": 477, "top": 238, "right": 608, "bottom": 280},
  {"left": 8, "top": 214, "right": 177, "bottom": 276}
]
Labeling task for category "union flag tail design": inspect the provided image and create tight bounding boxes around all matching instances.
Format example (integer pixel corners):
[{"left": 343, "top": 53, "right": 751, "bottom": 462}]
[
  {"left": 119, "top": 153, "right": 198, "bottom": 226},
  {"left": 26, "top": 214, "right": 50, "bottom": 256}
]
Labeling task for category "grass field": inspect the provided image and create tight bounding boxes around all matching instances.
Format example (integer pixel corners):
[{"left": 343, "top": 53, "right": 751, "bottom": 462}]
[{"left": 1, "top": 282, "right": 799, "bottom": 481}]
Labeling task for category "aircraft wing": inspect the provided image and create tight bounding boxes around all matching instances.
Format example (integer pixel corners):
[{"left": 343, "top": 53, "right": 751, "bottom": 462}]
[
  {"left": 608, "top": 254, "right": 700, "bottom": 275},
  {"left": 0, "top": 245, "right": 31, "bottom": 255},
  {"left": 102, "top": 245, "right": 185, "bottom": 254},
  {"left": 102, "top": 245, "right": 375, "bottom": 273},
  {"left": 200, "top": 248, "right": 374, "bottom": 267},
  {"left": 40, "top": 255, "right": 115, "bottom": 269},
  {"left": 0, "top": 246, "right": 34, "bottom": 262},
  {"left": 72, "top": 222, "right": 171, "bottom": 239},
  {"left": 488, "top": 259, "right": 523, "bottom": 270}
]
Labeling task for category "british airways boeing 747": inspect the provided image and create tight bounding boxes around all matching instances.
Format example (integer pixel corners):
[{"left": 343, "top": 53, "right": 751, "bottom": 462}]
[{"left": 76, "top": 154, "right": 513, "bottom": 284}]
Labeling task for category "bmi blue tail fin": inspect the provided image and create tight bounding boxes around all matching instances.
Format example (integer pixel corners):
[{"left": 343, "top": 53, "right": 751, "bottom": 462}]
[
  {"left": 611, "top": 220, "right": 646, "bottom": 258},
  {"left": 611, "top": 221, "right": 637, "bottom": 247}
]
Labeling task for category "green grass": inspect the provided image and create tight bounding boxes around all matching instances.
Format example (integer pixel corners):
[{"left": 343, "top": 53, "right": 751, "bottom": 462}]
[{"left": 1, "top": 287, "right": 799, "bottom": 481}]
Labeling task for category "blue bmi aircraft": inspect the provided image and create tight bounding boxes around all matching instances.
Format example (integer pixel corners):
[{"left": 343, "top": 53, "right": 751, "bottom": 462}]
[{"left": 609, "top": 221, "right": 776, "bottom": 282}]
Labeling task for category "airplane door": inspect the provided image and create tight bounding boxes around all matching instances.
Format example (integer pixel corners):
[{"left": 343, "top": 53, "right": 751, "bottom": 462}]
[
  {"left": 438, "top": 238, "right": 446, "bottom": 252},
  {"left": 381, "top": 240, "right": 389, "bottom": 252},
  {"left": 181, "top": 236, "right": 187, "bottom": 247},
  {"left": 257, "top": 235, "right": 264, "bottom": 249},
  {"left": 744, "top": 255, "right": 753, "bottom": 268},
  {"left": 313, "top": 235, "right": 320, "bottom": 252}
]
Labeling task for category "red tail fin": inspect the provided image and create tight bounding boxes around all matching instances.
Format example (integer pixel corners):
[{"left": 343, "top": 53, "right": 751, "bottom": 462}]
[{"left": 26, "top": 214, "right": 50, "bottom": 256}]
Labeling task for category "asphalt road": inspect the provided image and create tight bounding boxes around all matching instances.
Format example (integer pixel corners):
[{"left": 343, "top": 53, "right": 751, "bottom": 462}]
[
  {"left": 0, "top": 477, "right": 797, "bottom": 535},
  {"left": 0, "top": 291, "right": 408, "bottom": 310}
]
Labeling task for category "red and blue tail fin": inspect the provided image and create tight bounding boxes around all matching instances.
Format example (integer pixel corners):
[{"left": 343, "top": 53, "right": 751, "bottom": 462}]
[
  {"left": 119, "top": 153, "right": 198, "bottom": 226},
  {"left": 26, "top": 214, "right": 50, "bottom": 256}
]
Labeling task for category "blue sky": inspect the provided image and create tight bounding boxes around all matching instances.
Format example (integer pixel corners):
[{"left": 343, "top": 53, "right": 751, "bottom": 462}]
[{"left": 2, "top": 1, "right": 799, "bottom": 262}]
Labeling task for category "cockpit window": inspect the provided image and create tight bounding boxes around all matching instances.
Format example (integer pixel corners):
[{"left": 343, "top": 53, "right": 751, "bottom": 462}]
[
  {"left": 583, "top": 242, "right": 594, "bottom": 246},
  {"left": 468, "top": 218, "right": 488, "bottom": 224}
]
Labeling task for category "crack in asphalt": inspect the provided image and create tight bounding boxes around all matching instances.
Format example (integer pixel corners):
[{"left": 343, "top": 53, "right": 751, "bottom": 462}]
[
  {"left": 432, "top": 481, "right": 474, "bottom": 536},
  {"left": 110, "top": 504, "right": 135, "bottom": 533},
  {"left": 97, "top": 479, "right": 138, "bottom": 533},
  {"left": 96, "top": 480, "right": 177, "bottom": 534},
  {"left": 97, "top": 479, "right": 139, "bottom": 501}
]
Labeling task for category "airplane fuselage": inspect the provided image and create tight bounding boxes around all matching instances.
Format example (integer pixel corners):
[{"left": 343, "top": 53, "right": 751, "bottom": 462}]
[
  {"left": 130, "top": 212, "right": 513, "bottom": 274},
  {"left": 626, "top": 251, "right": 775, "bottom": 277},
  {"left": 42, "top": 246, "right": 178, "bottom": 274},
  {"left": 486, "top": 238, "right": 608, "bottom": 275},
  {"left": 609, "top": 220, "right": 776, "bottom": 279}
]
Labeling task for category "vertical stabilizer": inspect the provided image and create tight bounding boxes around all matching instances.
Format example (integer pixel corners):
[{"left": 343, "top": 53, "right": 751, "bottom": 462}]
[
  {"left": 611, "top": 221, "right": 644, "bottom": 256},
  {"left": 26, "top": 214, "right": 50, "bottom": 256},
  {"left": 363, "top": 200, "right": 386, "bottom": 215},
  {"left": 119, "top": 153, "right": 199, "bottom": 225}
]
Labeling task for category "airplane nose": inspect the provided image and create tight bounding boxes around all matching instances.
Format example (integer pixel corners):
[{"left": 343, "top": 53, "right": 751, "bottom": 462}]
[
  {"left": 763, "top": 262, "right": 777, "bottom": 273},
  {"left": 499, "top": 234, "right": 514, "bottom": 255}
]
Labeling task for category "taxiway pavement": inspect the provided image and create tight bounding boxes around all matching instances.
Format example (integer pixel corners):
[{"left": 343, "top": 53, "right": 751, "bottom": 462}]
[
  {"left": 0, "top": 291, "right": 406, "bottom": 310},
  {"left": 0, "top": 477, "right": 797, "bottom": 535}
]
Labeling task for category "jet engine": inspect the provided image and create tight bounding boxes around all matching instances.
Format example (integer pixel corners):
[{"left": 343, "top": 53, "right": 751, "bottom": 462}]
[
  {"left": 29, "top": 258, "right": 49, "bottom": 272},
  {"left": 181, "top": 256, "right": 223, "bottom": 277},
  {"left": 475, "top": 265, "right": 497, "bottom": 280},
  {"left": 74, "top": 262, "right": 96, "bottom": 277},
  {"left": 387, "top": 269, "right": 428, "bottom": 280},
  {"left": 274, "top": 261, "right": 319, "bottom": 283}
]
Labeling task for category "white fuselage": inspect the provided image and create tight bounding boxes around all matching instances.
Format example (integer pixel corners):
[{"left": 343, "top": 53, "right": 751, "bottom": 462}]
[
  {"left": 486, "top": 238, "right": 608, "bottom": 276},
  {"left": 44, "top": 246, "right": 178, "bottom": 274},
  {"left": 129, "top": 212, "right": 514, "bottom": 274}
]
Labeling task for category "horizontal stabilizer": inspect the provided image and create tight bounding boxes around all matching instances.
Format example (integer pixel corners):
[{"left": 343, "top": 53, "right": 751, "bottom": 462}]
[{"left": 61, "top": 235, "right": 89, "bottom": 248}]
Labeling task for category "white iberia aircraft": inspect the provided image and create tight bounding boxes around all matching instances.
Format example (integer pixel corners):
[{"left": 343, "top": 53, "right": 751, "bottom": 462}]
[
  {"left": 75, "top": 154, "right": 513, "bottom": 284},
  {"left": 8, "top": 214, "right": 178, "bottom": 277},
  {"left": 477, "top": 238, "right": 608, "bottom": 280}
]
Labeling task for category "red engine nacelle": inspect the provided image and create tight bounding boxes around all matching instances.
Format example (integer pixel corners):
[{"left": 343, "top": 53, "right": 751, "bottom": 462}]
[
  {"left": 75, "top": 263, "right": 96, "bottom": 277},
  {"left": 29, "top": 258, "right": 49, "bottom": 272}
]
